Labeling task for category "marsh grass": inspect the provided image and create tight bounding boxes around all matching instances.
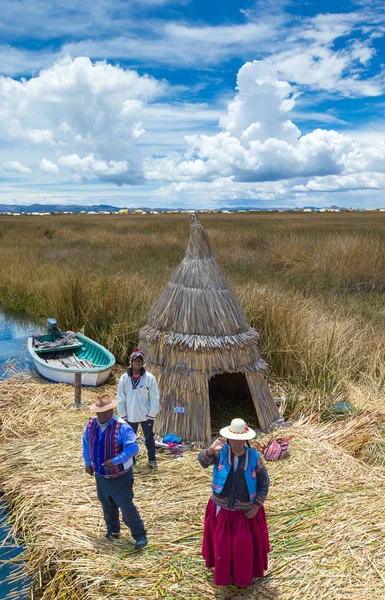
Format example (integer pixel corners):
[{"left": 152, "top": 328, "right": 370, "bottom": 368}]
[
  {"left": 0, "top": 212, "right": 384, "bottom": 392},
  {"left": 1, "top": 213, "right": 385, "bottom": 599}
]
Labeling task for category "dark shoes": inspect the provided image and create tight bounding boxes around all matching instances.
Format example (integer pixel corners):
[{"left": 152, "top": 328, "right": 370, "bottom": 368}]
[
  {"left": 106, "top": 532, "right": 147, "bottom": 550},
  {"left": 105, "top": 531, "right": 120, "bottom": 540},
  {"left": 148, "top": 461, "right": 158, "bottom": 469},
  {"left": 134, "top": 537, "right": 148, "bottom": 550}
]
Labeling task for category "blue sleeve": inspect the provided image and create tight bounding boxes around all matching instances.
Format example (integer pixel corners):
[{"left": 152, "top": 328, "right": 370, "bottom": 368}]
[
  {"left": 82, "top": 425, "right": 91, "bottom": 467},
  {"left": 111, "top": 423, "right": 139, "bottom": 466}
]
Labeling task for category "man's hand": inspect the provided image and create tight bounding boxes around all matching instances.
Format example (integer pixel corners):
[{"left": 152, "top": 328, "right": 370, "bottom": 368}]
[
  {"left": 103, "top": 459, "right": 115, "bottom": 469},
  {"left": 245, "top": 504, "right": 259, "bottom": 519},
  {"left": 85, "top": 466, "right": 94, "bottom": 477},
  {"left": 208, "top": 437, "right": 227, "bottom": 455}
]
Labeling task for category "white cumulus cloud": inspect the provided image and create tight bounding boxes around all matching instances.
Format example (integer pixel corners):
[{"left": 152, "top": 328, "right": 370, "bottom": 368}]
[
  {"left": 40, "top": 158, "right": 60, "bottom": 174},
  {"left": 0, "top": 56, "right": 165, "bottom": 184},
  {"left": 220, "top": 69, "right": 300, "bottom": 144},
  {"left": 145, "top": 59, "right": 385, "bottom": 194},
  {"left": 2, "top": 161, "right": 31, "bottom": 173},
  {"left": 58, "top": 153, "right": 139, "bottom": 184}
]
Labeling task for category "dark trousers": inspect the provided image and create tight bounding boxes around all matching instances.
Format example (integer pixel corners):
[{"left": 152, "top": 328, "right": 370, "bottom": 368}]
[
  {"left": 95, "top": 470, "right": 146, "bottom": 540},
  {"left": 128, "top": 419, "right": 156, "bottom": 462}
]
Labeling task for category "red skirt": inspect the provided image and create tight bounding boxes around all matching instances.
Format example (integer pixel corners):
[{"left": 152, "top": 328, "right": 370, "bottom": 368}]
[{"left": 202, "top": 499, "right": 270, "bottom": 587}]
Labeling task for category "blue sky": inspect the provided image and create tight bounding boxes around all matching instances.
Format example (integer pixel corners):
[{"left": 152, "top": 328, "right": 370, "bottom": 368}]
[{"left": 1, "top": 0, "right": 385, "bottom": 208}]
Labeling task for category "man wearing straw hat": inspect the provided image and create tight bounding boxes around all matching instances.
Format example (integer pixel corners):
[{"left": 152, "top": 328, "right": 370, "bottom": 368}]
[
  {"left": 198, "top": 418, "right": 270, "bottom": 588},
  {"left": 82, "top": 394, "right": 148, "bottom": 550},
  {"left": 117, "top": 348, "right": 160, "bottom": 469}
]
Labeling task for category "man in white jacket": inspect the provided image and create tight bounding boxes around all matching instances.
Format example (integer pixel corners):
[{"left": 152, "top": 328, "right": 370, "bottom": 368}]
[{"left": 117, "top": 348, "right": 160, "bottom": 469}]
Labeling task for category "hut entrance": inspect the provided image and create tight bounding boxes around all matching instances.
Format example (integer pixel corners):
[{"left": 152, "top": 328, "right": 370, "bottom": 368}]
[{"left": 209, "top": 372, "right": 260, "bottom": 437}]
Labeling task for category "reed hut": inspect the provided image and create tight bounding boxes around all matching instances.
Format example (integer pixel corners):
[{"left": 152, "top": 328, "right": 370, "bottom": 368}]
[{"left": 139, "top": 215, "right": 280, "bottom": 444}]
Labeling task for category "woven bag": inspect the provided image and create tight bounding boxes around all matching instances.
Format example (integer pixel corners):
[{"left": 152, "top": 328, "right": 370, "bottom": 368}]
[{"left": 263, "top": 436, "right": 293, "bottom": 461}]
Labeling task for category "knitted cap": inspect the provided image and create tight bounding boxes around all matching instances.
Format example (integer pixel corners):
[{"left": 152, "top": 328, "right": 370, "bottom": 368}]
[{"left": 130, "top": 348, "right": 144, "bottom": 363}]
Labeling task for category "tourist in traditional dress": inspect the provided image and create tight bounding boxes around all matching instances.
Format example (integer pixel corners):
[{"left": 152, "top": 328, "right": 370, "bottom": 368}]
[
  {"left": 82, "top": 394, "right": 148, "bottom": 550},
  {"left": 117, "top": 348, "right": 160, "bottom": 469},
  {"left": 198, "top": 418, "right": 270, "bottom": 587}
]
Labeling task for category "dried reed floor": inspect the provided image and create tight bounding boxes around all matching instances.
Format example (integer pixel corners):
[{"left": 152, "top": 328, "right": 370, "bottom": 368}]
[{"left": 0, "top": 378, "right": 385, "bottom": 600}]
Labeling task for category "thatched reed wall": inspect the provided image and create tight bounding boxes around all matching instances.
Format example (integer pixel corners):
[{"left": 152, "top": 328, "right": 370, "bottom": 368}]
[{"left": 139, "top": 215, "right": 279, "bottom": 444}]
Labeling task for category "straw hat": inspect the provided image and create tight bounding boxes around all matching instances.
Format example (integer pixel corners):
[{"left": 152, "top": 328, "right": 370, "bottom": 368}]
[
  {"left": 89, "top": 394, "right": 117, "bottom": 413},
  {"left": 220, "top": 418, "right": 256, "bottom": 440}
]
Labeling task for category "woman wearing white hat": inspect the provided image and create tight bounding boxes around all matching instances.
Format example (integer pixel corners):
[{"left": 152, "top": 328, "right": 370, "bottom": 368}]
[{"left": 198, "top": 418, "right": 270, "bottom": 588}]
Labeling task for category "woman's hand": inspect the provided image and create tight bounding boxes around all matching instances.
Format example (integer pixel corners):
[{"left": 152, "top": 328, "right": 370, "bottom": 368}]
[
  {"left": 245, "top": 504, "right": 259, "bottom": 519},
  {"left": 85, "top": 466, "right": 94, "bottom": 476},
  {"left": 103, "top": 459, "right": 115, "bottom": 469},
  {"left": 208, "top": 437, "right": 227, "bottom": 455}
]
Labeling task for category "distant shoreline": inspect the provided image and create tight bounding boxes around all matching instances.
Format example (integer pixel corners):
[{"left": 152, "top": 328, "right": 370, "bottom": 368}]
[{"left": 1, "top": 205, "right": 385, "bottom": 215}]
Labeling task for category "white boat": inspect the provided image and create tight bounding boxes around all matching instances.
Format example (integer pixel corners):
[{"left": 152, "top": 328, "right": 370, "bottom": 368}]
[{"left": 28, "top": 324, "right": 115, "bottom": 387}]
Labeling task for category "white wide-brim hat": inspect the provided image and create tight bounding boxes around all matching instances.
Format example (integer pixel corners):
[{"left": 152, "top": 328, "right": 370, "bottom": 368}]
[{"left": 220, "top": 418, "right": 256, "bottom": 441}]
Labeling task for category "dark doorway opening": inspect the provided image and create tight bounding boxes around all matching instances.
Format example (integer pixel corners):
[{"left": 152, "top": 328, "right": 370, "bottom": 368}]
[{"left": 209, "top": 372, "right": 260, "bottom": 437}]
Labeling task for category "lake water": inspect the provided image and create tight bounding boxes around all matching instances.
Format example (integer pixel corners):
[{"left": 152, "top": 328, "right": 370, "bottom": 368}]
[
  {"left": 0, "top": 311, "right": 40, "bottom": 599},
  {"left": 0, "top": 311, "right": 40, "bottom": 379},
  {"left": 0, "top": 503, "right": 30, "bottom": 599}
]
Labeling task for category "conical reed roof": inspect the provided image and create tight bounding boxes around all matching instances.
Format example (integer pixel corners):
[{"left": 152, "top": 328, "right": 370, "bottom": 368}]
[
  {"left": 139, "top": 215, "right": 280, "bottom": 442},
  {"left": 145, "top": 214, "right": 252, "bottom": 338}
]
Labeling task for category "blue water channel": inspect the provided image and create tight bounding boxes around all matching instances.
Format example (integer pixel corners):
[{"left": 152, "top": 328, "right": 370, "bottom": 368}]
[
  {"left": 0, "top": 311, "right": 40, "bottom": 379},
  {"left": 0, "top": 311, "right": 41, "bottom": 599}
]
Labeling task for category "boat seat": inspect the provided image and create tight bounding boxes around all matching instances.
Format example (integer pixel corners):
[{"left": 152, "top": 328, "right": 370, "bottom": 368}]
[
  {"left": 35, "top": 342, "right": 83, "bottom": 354},
  {"left": 44, "top": 356, "right": 95, "bottom": 369}
]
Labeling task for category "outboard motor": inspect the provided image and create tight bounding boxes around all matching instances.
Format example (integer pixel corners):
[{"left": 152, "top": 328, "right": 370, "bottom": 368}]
[{"left": 46, "top": 318, "right": 62, "bottom": 339}]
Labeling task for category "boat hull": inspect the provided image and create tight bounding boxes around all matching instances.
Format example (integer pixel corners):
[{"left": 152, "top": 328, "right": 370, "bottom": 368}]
[
  {"left": 32, "top": 361, "right": 112, "bottom": 386},
  {"left": 28, "top": 332, "right": 115, "bottom": 387}
]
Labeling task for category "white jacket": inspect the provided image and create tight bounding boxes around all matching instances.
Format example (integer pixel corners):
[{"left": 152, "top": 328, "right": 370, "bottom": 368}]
[{"left": 117, "top": 369, "right": 160, "bottom": 423}]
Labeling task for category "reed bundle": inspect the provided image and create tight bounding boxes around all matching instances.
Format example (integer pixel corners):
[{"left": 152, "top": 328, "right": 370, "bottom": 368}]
[
  {"left": 318, "top": 411, "right": 385, "bottom": 455},
  {"left": 1, "top": 378, "right": 385, "bottom": 599}
]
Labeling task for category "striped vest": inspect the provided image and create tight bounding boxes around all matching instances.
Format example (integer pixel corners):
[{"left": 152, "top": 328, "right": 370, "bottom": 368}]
[
  {"left": 87, "top": 417, "right": 130, "bottom": 478},
  {"left": 211, "top": 445, "right": 259, "bottom": 501}
]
